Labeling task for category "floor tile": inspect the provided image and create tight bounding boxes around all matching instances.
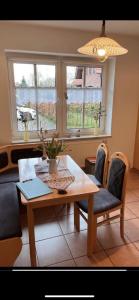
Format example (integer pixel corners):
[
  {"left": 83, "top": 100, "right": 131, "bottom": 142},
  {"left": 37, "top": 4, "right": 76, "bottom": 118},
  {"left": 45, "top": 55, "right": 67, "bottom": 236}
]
[
  {"left": 22, "top": 220, "right": 63, "bottom": 244},
  {"left": 125, "top": 190, "right": 139, "bottom": 203},
  {"left": 130, "top": 189, "right": 139, "bottom": 198},
  {"left": 75, "top": 251, "right": 113, "bottom": 267},
  {"left": 127, "top": 202, "right": 139, "bottom": 217},
  {"left": 126, "top": 183, "right": 139, "bottom": 190},
  {"left": 97, "top": 223, "right": 130, "bottom": 250},
  {"left": 133, "top": 241, "right": 139, "bottom": 251},
  {"left": 123, "top": 207, "right": 137, "bottom": 220},
  {"left": 54, "top": 204, "right": 74, "bottom": 217},
  {"left": 58, "top": 213, "right": 87, "bottom": 234},
  {"left": 106, "top": 243, "right": 139, "bottom": 266},
  {"left": 21, "top": 212, "right": 63, "bottom": 244},
  {"left": 21, "top": 227, "right": 29, "bottom": 245},
  {"left": 124, "top": 219, "right": 139, "bottom": 242},
  {"left": 35, "top": 221, "right": 63, "bottom": 241},
  {"left": 36, "top": 236, "right": 72, "bottom": 266},
  {"left": 49, "top": 259, "right": 76, "bottom": 267},
  {"left": 13, "top": 244, "right": 39, "bottom": 267},
  {"left": 65, "top": 230, "right": 102, "bottom": 258},
  {"left": 126, "top": 177, "right": 139, "bottom": 190},
  {"left": 109, "top": 207, "right": 136, "bottom": 224}
]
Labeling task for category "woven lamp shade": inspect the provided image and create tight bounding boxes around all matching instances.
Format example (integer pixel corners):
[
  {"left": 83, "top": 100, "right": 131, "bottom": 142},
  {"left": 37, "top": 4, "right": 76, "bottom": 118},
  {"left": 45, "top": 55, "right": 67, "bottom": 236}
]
[
  {"left": 78, "top": 37, "right": 128, "bottom": 57},
  {"left": 77, "top": 21, "right": 128, "bottom": 62}
]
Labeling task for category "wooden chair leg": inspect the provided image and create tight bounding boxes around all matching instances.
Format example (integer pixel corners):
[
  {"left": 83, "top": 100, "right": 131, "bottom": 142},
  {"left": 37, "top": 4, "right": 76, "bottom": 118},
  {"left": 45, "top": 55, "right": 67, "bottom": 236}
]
[
  {"left": 74, "top": 202, "right": 80, "bottom": 232},
  {"left": 87, "top": 194, "right": 97, "bottom": 256},
  {"left": 120, "top": 208, "right": 124, "bottom": 239},
  {"left": 105, "top": 212, "right": 110, "bottom": 224},
  {"left": 87, "top": 214, "right": 97, "bottom": 256},
  {"left": 67, "top": 203, "right": 71, "bottom": 211}
]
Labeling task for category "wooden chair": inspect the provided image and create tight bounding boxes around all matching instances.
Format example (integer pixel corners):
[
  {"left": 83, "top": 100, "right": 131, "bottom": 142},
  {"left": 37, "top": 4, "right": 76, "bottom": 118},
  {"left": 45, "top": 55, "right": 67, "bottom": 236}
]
[
  {"left": 87, "top": 143, "right": 109, "bottom": 187},
  {"left": 67, "top": 143, "right": 109, "bottom": 211},
  {"left": 74, "top": 152, "right": 129, "bottom": 251}
]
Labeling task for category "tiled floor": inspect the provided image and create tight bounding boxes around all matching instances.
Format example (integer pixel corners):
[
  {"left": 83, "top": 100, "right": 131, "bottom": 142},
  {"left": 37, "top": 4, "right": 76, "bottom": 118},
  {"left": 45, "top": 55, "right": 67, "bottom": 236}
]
[{"left": 14, "top": 169, "right": 139, "bottom": 267}]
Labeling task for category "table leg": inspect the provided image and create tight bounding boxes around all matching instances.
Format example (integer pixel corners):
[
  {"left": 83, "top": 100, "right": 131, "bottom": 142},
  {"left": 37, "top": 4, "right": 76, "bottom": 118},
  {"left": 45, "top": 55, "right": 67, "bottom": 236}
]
[
  {"left": 87, "top": 194, "right": 96, "bottom": 257},
  {"left": 74, "top": 202, "right": 80, "bottom": 231},
  {"left": 27, "top": 205, "right": 37, "bottom": 267}
]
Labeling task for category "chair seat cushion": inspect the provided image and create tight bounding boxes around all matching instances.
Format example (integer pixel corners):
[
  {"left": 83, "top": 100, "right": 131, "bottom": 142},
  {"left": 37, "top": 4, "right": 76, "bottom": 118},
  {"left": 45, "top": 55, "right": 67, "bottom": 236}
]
[
  {"left": 78, "top": 188, "right": 121, "bottom": 214},
  {"left": 87, "top": 174, "right": 102, "bottom": 187},
  {"left": 0, "top": 168, "right": 19, "bottom": 184},
  {"left": 0, "top": 183, "right": 22, "bottom": 240}
]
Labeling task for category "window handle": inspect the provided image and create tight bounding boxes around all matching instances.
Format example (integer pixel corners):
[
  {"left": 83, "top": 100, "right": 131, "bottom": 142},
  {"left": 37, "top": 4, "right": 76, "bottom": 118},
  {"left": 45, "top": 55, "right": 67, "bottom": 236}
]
[{"left": 64, "top": 92, "right": 68, "bottom": 100}]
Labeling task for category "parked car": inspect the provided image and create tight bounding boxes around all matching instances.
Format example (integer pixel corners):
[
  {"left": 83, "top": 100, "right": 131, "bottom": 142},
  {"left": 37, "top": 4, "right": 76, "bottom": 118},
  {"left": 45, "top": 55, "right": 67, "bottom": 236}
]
[
  {"left": 16, "top": 106, "right": 36, "bottom": 121},
  {"left": 27, "top": 108, "right": 36, "bottom": 120},
  {"left": 16, "top": 108, "right": 22, "bottom": 120}
]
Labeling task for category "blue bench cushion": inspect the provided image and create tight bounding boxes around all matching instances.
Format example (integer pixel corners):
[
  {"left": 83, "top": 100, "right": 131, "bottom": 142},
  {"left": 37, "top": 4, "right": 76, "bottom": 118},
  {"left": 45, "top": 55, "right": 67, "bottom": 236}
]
[
  {"left": 0, "top": 152, "right": 8, "bottom": 169},
  {"left": 11, "top": 148, "right": 42, "bottom": 164},
  {"left": 87, "top": 174, "right": 101, "bottom": 187},
  {"left": 0, "top": 168, "right": 19, "bottom": 184},
  {"left": 0, "top": 183, "right": 22, "bottom": 240},
  {"left": 78, "top": 188, "right": 121, "bottom": 214}
]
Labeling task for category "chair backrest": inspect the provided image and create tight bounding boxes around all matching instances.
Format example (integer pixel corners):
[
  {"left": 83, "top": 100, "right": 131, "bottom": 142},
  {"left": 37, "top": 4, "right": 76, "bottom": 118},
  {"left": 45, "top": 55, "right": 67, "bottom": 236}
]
[
  {"left": 107, "top": 152, "right": 129, "bottom": 202},
  {"left": 94, "top": 143, "right": 109, "bottom": 186}
]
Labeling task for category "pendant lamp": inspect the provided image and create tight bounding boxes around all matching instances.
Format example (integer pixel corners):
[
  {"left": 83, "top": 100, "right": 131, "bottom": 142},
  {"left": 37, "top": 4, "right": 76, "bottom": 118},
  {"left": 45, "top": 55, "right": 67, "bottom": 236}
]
[{"left": 78, "top": 21, "right": 128, "bottom": 62}]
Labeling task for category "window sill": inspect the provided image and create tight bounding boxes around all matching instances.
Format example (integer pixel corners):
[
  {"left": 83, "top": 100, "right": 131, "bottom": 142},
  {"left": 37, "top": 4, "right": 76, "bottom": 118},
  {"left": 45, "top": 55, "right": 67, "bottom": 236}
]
[
  {"left": 62, "top": 134, "right": 111, "bottom": 141},
  {"left": 12, "top": 134, "right": 111, "bottom": 144}
]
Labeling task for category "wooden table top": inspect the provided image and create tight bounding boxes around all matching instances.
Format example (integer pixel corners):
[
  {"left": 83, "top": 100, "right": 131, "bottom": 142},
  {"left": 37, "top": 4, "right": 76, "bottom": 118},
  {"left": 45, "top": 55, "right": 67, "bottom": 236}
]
[{"left": 18, "top": 155, "right": 99, "bottom": 206}]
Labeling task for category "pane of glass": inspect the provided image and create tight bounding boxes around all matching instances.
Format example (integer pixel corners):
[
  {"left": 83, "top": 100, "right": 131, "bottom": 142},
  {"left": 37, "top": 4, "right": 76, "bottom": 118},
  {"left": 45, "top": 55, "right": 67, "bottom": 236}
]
[
  {"left": 84, "top": 89, "right": 102, "bottom": 128},
  {"left": 36, "top": 65, "right": 55, "bottom": 87},
  {"left": 67, "top": 89, "right": 83, "bottom": 128},
  {"left": 37, "top": 88, "right": 56, "bottom": 130},
  {"left": 85, "top": 67, "right": 102, "bottom": 88},
  {"left": 16, "top": 88, "right": 37, "bottom": 131},
  {"left": 67, "top": 66, "right": 84, "bottom": 88},
  {"left": 13, "top": 63, "right": 34, "bottom": 87}
]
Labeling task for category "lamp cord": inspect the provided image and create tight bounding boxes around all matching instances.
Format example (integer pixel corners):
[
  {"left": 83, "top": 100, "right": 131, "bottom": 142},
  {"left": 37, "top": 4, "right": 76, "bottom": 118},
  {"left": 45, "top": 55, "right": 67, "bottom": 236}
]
[{"left": 100, "top": 20, "right": 106, "bottom": 37}]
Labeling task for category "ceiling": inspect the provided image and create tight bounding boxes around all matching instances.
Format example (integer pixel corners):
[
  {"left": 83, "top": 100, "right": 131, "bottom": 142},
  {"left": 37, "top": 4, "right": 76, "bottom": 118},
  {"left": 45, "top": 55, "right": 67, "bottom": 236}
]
[{"left": 8, "top": 20, "right": 139, "bottom": 36}]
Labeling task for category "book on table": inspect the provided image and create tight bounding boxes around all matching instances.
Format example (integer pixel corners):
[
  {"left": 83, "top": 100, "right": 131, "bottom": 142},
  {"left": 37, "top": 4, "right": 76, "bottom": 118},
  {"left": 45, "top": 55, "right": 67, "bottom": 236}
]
[{"left": 16, "top": 177, "right": 53, "bottom": 200}]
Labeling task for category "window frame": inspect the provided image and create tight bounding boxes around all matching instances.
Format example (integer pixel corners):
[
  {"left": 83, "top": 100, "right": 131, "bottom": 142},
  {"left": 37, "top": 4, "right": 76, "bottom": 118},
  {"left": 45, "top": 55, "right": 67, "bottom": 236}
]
[
  {"left": 8, "top": 54, "right": 107, "bottom": 141},
  {"left": 62, "top": 60, "right": 107, "bottom": 137},
  {"left": 8, "top": 57, "right": 59, "bottom": 140}
]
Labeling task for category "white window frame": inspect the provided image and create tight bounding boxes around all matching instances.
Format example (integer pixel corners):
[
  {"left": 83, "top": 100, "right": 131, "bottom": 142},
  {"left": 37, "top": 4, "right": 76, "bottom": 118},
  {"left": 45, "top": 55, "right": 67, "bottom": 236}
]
[
  {"left": 8, "top": 57, "right": 60, "bottom": 140},
  {"left": 8, "top": 54, "right": 107, "bottom": 141},
  {"left": 62, "top": 60, "right": 107, "bottom": 137}
]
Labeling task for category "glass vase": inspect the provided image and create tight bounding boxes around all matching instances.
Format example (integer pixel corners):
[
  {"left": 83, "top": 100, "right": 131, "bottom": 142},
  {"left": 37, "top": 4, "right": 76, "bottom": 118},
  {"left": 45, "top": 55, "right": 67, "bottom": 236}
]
[
  {"left": 23, "top": 122, "right": 29, "bottom": 142},
  {"left": 48, "top": 159, "right": 58, "bottom": 174}
]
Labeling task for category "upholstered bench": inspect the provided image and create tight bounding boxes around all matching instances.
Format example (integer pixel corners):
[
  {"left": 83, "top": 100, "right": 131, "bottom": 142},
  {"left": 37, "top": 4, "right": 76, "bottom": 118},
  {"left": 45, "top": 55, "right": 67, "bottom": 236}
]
[
  {"left": 0, "top": 182, "right": 22, "bottom": 266},
  {"left": 11, "top": 148, "right": 42, "bottom": 164},
  {"left": 0, "top": 143, "right": 43, "bottom": 266},
  {"left": 0, "top": 167, "right": 19, "bottom": 184},
  {"left": 0, "top": 147, "right": 42, "bottom": 183}
]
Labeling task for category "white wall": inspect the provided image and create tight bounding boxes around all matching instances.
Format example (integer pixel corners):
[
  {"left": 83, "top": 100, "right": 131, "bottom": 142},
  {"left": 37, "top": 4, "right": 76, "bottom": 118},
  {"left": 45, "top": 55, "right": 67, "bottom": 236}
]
[{"left": 0, "top": 22, "right": 139, "bottom": 167}]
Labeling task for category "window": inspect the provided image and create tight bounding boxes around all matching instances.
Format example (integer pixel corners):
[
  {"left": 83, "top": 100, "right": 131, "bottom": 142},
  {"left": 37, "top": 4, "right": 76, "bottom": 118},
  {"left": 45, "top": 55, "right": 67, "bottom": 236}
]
[
  {"left": 8, "top": 55, "right": 109, "bottom": 140},
  {"left": 66, "top": 65, "right": 103, "bottom": 130},
  {"left": 12, "top": 62, "right": 57, "bottom": 137}
]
